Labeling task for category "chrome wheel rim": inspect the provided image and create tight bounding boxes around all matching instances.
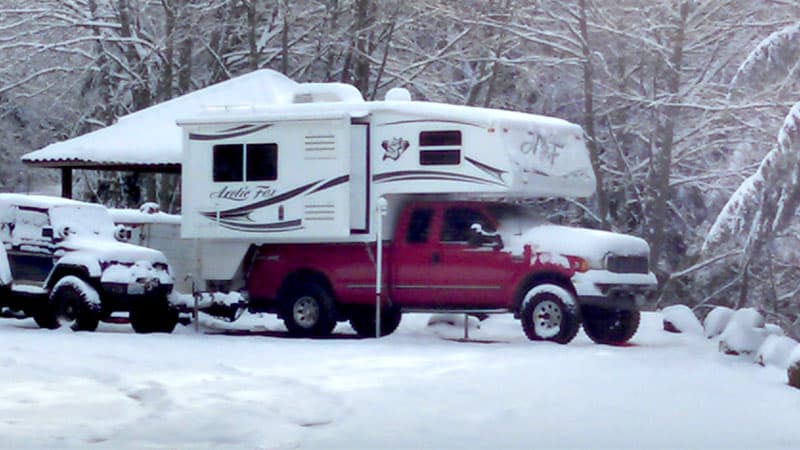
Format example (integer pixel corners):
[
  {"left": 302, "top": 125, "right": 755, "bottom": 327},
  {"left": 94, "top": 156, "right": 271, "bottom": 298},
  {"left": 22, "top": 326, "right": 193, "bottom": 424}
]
[
  {"left": 533, "top": 300, "right": 562, "bottom": 338},
  {"left": 293, "top": 296, "right": 319, "bottom": 329}
]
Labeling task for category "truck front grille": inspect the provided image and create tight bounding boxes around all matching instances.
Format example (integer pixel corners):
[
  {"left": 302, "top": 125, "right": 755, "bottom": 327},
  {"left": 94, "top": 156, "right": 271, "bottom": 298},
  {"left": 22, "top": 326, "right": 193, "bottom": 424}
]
[{"left": 606, "top": 255, "right": 649, "bottom": 274}]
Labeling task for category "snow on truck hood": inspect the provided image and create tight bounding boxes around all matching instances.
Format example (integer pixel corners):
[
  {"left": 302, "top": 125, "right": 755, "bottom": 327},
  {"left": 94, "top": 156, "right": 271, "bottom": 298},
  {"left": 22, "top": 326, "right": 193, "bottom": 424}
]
[
  {"left": 57, "top": 237, "right": 168, "bottom": 265},
  {"left": 501, "top": 225, "right": 651, "bottom": 266}
]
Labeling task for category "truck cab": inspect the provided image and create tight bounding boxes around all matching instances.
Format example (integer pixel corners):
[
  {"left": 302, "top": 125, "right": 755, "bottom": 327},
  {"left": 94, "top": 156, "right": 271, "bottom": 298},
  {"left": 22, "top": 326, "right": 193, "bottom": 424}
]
[{"left": 248, "top": 199, "right": 656, "bottom": 344}]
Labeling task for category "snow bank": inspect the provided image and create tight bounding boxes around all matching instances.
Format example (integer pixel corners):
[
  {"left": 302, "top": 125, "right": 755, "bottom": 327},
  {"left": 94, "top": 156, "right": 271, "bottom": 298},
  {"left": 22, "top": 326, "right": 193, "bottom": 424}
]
[
  {"left": 756, "top": 335, "right": 799, "bottom": 369},
  {"left": 703, "top": 306, "right": 735, "bottom": 338},
  {"left": 718, "top": 308, "right": 767, "bottom": 356},
  {"left": 661, "top": 305, "right": 702, "bottom": 335}
]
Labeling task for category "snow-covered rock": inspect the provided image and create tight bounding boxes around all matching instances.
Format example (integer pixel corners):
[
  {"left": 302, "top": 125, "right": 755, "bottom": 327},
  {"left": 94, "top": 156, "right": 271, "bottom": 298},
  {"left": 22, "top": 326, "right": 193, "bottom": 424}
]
[
  {"left": 661, "top": 305, "right": 703, "bottom": 334},
  {"left": 703, "top": 306, "right": 734, "bottom": 338},
  {"left": 756, "top": 335, "right": 799, "bottom": 369},
  {"left": 718, "top": 308, "right": 767, "bottom": 356}
]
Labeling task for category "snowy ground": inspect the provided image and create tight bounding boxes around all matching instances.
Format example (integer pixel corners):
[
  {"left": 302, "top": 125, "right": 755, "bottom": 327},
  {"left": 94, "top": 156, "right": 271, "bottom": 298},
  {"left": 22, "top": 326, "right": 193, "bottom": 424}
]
[{"left": 0, "top": 311, "right": 798, "bottom": 450}]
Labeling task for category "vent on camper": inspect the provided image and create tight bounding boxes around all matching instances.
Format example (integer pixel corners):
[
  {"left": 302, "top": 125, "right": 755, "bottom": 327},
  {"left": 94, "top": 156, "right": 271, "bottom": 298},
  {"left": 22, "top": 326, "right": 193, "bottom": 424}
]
[
  {"left": 304, "top": 203, "right": 336, "bottom": 221},
  {"left": 304, "top": 134, "right": 336, "bottom": 160}
]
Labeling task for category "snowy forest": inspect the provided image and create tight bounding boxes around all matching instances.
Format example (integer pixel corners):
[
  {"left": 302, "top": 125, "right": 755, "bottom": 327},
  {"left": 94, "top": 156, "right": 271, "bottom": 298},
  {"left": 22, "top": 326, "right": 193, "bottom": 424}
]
[{"left": 0, "top": 0, "right": 799, "bottom": 332}]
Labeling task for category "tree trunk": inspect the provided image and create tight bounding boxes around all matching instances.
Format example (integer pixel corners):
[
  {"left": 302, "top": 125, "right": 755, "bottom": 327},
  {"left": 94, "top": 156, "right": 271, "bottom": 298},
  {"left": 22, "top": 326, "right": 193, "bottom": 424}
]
[
  {"left": 579, "top": 0, "right": 609, "bottom": 230},
  {"left": 648, "top": 1, "right": 690, "bottom": 270}
]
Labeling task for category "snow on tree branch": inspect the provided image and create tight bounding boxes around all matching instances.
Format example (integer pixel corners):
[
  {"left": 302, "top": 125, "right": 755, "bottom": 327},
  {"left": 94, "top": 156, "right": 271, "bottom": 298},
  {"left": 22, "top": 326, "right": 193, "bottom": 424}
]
[
  {"left": 729, "top": 22, "right": 800, "bottom": 96},
  {"left": 703, "top": 101, "right": 800, "bottom": 255}
]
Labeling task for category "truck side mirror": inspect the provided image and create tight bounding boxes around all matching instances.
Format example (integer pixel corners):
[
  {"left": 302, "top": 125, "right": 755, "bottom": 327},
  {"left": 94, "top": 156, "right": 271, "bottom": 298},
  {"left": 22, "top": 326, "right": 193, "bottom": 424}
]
[{"left": 469, "top": 223, "right": 503, "bottom": 250}]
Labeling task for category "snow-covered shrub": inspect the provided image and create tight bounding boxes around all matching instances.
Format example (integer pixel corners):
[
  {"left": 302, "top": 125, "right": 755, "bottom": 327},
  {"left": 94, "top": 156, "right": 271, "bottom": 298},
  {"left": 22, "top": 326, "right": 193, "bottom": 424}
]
[
  {"left": 703, "top": 306, "right": 735, "bottom": 338},
  {"left": 787, "top": 347, "right": 800, "bottom": 389},
  {"left": 718, "top": 308, "right": 767, "bottom": 356},
  {"left": 756, "top": 335, "right": 799, "bottom": 368},
  {"left": 661, "top": 305, "right": 703, "bottom": 334},
  {"left": 764, "top": 323, "right": 784, "bottom": 336}
]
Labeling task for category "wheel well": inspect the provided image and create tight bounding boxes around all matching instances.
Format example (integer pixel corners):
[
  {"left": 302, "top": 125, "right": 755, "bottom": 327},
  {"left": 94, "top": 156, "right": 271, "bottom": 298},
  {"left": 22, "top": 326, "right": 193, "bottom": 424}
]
[
  {"left": 513, "top": 272, "right": 576, "bottom": 314},
  {"left": 47, "top": 266, "right": 98, "bottom": 291},
  {"left": 277, "top": 269, "right": 334, "bottom": 302}
]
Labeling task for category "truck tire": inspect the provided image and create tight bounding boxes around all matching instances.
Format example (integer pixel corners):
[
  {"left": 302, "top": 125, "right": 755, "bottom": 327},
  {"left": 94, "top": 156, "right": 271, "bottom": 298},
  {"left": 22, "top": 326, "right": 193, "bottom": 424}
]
[
  {"left": 520, "top": 284, "right": 580, "bottom": 344},
  {"left": 349, "top": 304, "right": 402, "bottom": 338},
  {"left": 281, "top": 283, "right": 338, "bottom": 337},
  {"left": 49, "top": 276, "right": 101, "bottom": 332},
  {"left": 130, "top": 296, "right": 179, "bottom": 334},
  {"left": 582, "top": 305, "right": 640, "bottom": 345}
]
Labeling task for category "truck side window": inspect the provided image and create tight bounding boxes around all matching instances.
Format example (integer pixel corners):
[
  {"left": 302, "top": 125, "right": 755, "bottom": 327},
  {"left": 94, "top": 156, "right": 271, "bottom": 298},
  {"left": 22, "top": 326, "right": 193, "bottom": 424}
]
[
  {"left": 406, "top": 209, "right": 433, "bottom": 244},
  {"left": 441, "top": 208, "right": 491, "bottom": 243}
]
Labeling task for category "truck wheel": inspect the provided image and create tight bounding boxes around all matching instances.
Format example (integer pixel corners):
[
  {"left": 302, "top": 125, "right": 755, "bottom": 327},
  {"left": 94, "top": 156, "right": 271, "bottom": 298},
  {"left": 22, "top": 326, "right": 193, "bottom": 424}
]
[
  {"left": 582, "top": 305, "right": 640, "bottom": 345},
  {"left": 282, "top": 283, "right": 337, "bottom": 337},
  {"left": 49, "top": 276, "right": 101, "bottom": 332},
  {"left": 32, "top": 303, "right": 59, "bottom": 330},
  {"left": 520, "top": 284, "right": 580, "bottom": 344},
  {"left": 130, "top": 297, "right": 179, "bottom": 334},
  {"left": 349, "top": 304, "right": 402, "bottom": 338}
]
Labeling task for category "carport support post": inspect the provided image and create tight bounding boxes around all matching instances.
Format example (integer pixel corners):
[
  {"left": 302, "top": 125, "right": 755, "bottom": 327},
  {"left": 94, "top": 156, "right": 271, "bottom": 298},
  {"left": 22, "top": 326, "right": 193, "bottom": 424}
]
[
  {"left": 375, "top": 197, "right": 388, "bottom": 339},
  {"left": 61, "top": 168, "right": 73, "bottom": 199}
]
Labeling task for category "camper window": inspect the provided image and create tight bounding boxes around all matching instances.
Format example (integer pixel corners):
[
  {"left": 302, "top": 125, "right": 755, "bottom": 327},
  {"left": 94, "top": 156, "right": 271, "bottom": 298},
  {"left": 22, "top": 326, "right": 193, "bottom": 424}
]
[
  {"left": 420, "top": 150, "right": 460, "bottom": 165},
  {"left": 246, "top": 143, "right": 278, "bottom": 181},
  {"left": 213, "top": 144, "right": 244, "bottom": 182},
  {"left": 420, "top": 130, "right": 461, "bottom": 147},
  {"left": 419, "top": 130, "right": 461, "bottom": 166},
  {"left": 213, "top": 143, "right": 278, "bottom": 182}
]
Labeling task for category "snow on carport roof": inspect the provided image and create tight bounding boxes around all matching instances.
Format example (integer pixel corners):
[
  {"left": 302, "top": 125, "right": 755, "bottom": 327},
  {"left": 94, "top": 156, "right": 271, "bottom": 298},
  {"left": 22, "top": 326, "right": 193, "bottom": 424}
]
[{"left": 21, "top": 70, "right": 298, "bottom": 171}]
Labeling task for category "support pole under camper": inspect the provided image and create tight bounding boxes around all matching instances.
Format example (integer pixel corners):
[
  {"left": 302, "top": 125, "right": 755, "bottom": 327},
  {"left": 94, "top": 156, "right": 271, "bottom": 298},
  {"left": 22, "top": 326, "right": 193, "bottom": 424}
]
[{"left": 375, "top": 197, "right": 388, "bottom": 338}]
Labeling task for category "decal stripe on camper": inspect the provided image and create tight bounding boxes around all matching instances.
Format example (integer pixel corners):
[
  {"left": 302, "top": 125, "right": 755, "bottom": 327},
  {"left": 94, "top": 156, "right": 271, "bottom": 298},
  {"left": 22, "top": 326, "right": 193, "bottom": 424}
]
[
  {"left": 189, "top": 123, "right": 273, "bottom": 141},
  {"left": 464, "top": 157, "right": 507, "bottom": 184},
  {"left": 374, "top": 171, "right": 506, "bottom": 187},
  {"left": 212, "top": 218, "right": 303, "bottom": 232}
]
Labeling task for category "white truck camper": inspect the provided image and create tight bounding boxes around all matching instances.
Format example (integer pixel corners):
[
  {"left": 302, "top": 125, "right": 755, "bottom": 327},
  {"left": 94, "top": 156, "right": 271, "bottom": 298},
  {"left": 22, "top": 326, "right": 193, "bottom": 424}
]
[{"left": 179, "top": 83, "right": 597, "bottom": 283}]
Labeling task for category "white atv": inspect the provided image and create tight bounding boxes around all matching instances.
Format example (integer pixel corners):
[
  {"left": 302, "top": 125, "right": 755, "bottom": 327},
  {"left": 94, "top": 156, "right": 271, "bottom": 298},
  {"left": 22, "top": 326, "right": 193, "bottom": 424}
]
[{"left": 0, "top": 194, "right": 176, "bottom": 333}]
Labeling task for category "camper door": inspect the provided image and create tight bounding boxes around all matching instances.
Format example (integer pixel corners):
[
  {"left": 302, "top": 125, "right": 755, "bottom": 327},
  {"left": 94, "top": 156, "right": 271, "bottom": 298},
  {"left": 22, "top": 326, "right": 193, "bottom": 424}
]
[{"left": 182, "top": 117, "right": 354, "bottom": 241}]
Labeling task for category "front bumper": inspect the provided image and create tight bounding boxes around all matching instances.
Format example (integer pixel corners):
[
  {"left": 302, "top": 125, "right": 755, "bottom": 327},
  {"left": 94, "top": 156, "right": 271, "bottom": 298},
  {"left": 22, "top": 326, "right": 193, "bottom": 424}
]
[{"left": 572, "top": 270, "right": 657, "bottom": 309}]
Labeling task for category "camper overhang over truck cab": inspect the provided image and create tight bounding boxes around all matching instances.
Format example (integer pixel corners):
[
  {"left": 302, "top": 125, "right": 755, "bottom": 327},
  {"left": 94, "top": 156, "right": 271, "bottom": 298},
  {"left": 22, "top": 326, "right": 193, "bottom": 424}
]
[{"left": 178, "top": 83, "right": 657, "bottom": 344}]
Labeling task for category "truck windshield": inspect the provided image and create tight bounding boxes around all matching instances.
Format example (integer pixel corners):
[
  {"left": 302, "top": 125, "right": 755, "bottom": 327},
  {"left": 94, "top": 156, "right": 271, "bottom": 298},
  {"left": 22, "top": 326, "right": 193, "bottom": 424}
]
[{"left": 49, "top": 204, "right": 116, "bottom": 240}]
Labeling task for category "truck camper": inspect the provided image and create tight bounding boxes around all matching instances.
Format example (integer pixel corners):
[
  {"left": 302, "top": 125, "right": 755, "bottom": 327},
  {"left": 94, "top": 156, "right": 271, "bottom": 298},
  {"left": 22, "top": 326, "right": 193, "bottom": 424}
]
[{"left": 177, "top": 82, "right": 656, "bottom": 344}]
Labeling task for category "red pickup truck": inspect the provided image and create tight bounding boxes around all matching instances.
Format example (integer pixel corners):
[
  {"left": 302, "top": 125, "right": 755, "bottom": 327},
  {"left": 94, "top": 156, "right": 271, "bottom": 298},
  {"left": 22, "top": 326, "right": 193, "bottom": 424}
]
[{"left": 247, "top": 200, "right": 657, "bottom": 344}]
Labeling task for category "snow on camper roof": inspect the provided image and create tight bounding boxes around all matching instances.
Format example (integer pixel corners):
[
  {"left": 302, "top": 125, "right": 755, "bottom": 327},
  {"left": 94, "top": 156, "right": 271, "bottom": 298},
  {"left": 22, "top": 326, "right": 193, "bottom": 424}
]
[{"left": 21, "top": 70, "right": 298, "bottom": 170}]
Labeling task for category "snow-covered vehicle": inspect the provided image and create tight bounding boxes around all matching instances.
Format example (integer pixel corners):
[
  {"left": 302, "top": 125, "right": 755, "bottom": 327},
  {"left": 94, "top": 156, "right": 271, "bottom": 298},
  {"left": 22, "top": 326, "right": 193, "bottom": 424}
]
[{"left": 0, "top": 194, "right": 176, "bottom": 332}]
